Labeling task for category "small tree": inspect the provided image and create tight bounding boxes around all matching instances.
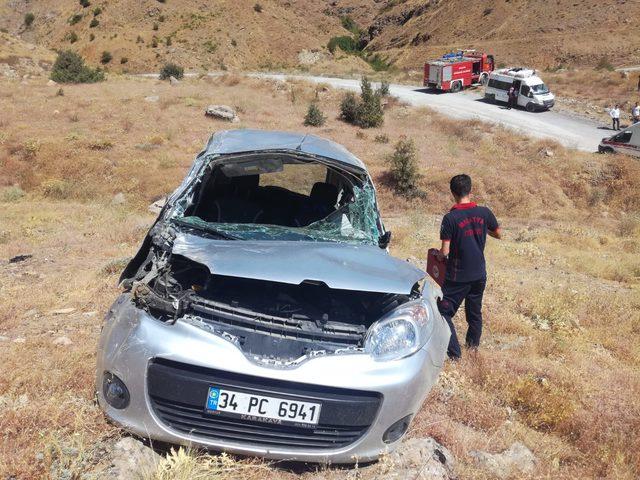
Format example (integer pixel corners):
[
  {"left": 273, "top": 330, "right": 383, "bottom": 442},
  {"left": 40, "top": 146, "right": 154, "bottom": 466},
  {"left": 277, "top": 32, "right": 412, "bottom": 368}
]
[
  {"left": 100, "top": 51, "right": 112, "bottom": 64},
  {"left": 67, "top": 32, "right": 78, "bottom": 43},
  {"left": 69, "top": 13, "right": 83, "bottom": 25},
  {"left": 159, "top": 62, "right": 184, "bottom": 80},
  {"left": 50, "top": 50, "right": 104, "bottom": 83},
  {"left": 355, "top": 77, "right": 383, "bottom": 128},
  {"left": 79, "top": 0, "right": 91, "bottom": 7},
  {"left": 89, "top": 18, "right": 99, "bottom": 28},
  {"left": 254, "top": 3, "right": 263, "bottom": 12},
  {"left": 340, "top": 92, "right": 359, "bottom": 124},
  {"left": 93, "top": 7, "right": 102, "bottom": 16},
  {"left": 304, "top": 102, "right": 326, "bottom": 127},
  {"left": 24, "top": 12, "right": 35, "bottom": 27},
  {"left": 389, "top": 137, "right": 418, "bottom": 195},
  {"left": 378, "top": 80, "right": 390, "bottom": 97}
]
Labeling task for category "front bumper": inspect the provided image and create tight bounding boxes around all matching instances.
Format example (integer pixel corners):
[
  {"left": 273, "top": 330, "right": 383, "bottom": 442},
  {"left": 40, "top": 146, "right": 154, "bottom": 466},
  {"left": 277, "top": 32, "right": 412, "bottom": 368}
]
[{"left": 96, "top": 294, "right": 449, "bottom": 463}]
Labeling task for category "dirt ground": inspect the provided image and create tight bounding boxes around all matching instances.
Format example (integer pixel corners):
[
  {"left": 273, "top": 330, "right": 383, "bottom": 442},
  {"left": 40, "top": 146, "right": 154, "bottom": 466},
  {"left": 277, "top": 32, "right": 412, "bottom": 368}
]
[{"left": 0, "top": 74, "right": 639, "bottom": 479}]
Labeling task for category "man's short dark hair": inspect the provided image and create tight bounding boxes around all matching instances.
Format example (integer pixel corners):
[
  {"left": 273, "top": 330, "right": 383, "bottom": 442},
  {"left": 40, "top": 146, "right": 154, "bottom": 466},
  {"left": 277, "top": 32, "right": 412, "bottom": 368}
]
[{"left": 450, "top": 174, "right": 472, "bottom": 197}]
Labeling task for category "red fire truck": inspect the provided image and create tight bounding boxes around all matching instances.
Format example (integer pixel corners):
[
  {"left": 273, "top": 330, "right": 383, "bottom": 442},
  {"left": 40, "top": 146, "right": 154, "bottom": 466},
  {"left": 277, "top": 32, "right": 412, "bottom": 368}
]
[{"left": 423, "top": 50, "right": 495, "bottom": 92}]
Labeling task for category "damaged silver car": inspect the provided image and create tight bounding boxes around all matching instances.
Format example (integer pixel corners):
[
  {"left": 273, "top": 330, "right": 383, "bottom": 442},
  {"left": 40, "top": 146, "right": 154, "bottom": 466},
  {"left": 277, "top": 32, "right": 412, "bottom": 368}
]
[{"left": 96, "top": 129, "right": 450, "bottom": 463}]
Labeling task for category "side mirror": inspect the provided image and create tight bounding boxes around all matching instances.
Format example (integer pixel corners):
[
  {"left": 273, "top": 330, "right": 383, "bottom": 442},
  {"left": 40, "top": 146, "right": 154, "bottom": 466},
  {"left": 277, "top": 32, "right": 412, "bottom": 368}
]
[{"left": 379, "top": 231, "right": 392, "bottom": 249}]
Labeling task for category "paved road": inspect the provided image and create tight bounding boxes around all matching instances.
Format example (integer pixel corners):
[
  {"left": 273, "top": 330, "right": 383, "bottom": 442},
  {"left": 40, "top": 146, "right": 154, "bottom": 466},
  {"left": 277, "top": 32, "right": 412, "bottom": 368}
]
[
  {"left": 141, "top": 72, "right": 611, "bottom": 152},
  {"left": 252, "top": 73, "right": 609, "bottom": 152}
]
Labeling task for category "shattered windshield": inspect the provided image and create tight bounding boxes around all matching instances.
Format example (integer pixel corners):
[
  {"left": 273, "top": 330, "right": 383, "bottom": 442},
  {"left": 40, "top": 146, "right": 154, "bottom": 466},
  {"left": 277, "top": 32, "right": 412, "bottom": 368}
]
[
  {"left": 174, "top": 183, "right": 382, "bottom": 246},
  {"left": 530, "top": 83, "right": 549, "bottom": 95}
]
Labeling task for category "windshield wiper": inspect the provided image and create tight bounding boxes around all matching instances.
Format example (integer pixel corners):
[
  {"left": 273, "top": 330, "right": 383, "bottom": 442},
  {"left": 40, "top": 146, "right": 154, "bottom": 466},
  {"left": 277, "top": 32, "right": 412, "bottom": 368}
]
[{"left": 173, "top": 219, "right": 240, "bottom": 240}]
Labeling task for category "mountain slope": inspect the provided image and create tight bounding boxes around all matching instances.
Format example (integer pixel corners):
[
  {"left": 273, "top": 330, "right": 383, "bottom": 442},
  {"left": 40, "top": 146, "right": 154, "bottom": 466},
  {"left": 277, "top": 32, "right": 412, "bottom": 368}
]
[{"left": 0, "top": 0, "right": 347, "bottom": 71}]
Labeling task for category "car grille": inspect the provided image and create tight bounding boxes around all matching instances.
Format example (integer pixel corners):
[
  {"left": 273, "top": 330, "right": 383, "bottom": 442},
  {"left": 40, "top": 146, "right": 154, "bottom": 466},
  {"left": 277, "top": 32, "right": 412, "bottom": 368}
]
[{"left": 147, "top": 358, "right": 382, "bottom": 450}]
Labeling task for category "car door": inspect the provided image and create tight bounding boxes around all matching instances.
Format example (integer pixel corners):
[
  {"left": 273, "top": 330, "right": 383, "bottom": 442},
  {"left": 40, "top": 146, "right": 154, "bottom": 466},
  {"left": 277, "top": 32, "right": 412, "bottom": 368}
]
[{"left": 610, "top": 130, "right": 639, "bottom": 157}]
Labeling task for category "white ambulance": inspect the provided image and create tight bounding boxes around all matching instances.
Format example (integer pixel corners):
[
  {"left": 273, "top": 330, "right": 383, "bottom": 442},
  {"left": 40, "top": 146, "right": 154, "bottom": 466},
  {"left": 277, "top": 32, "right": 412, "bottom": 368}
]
[
  {"left": 484, "top": 67, "right": 555, "bottom": 111},
  {"left": 599, "top": 123, "right": 640, "bottom": 157}
]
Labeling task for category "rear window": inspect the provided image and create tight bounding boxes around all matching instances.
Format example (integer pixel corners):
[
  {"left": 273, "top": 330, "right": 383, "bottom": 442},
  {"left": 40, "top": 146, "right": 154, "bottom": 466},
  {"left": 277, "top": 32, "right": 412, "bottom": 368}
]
[{"left": 258, "top": 163, "right": 327, "bottom": 196}]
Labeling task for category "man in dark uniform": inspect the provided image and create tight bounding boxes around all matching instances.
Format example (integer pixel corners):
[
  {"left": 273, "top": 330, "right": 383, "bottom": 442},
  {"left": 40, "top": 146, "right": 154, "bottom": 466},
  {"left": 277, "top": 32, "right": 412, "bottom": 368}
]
[{"left": 437, "top": 174, "right": 501, "bottom": 360}]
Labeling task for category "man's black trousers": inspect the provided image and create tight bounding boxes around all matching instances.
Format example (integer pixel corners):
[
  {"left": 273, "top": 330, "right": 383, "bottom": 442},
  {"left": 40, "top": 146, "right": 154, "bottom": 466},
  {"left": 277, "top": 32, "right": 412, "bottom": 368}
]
[
  {"left": 612, "top": 118, "right": 620, "bottom": 130},
  {"left": 437, "top": 279, "right": 486, "bottom": 359}
]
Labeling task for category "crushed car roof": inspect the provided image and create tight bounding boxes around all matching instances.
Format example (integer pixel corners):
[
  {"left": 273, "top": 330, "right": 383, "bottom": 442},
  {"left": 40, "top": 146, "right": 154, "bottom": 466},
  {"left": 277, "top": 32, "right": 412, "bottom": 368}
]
[{"left": 203, "top": 129, "right": 367, "bottom": 171}]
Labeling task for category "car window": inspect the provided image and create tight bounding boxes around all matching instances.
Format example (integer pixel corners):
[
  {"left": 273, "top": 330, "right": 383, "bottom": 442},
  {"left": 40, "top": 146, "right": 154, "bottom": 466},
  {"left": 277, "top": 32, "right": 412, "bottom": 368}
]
[
  {"left": 612, "top": 131, "right": 632, "bottom": 143},
  {"left": 259, "top": 163, "right": 327, "bottom": 195},
  {"left": 521, "top": 85, "right": 530, "bottom": 96}
]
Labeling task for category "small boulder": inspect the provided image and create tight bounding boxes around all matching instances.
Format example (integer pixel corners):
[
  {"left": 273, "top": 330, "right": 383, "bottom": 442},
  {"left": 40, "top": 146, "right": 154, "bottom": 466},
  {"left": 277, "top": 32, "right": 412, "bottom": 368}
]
[
  {"left": 109, "top": 437, "right": 162, "bottom": 479},
  {"left": 47, "top": 79, "right": 57, "bottom": 86},
  {"left": 144, "top": 95, "right": 159, "bottom": 103},
  {"left": 205, "top": 104, "right": 240, "bottom": 123},
  {"left": 169, "top": 75, "right": 180, "bottom": 86},
  {"left": 384, "top": 437, "right": 456, "bottom": 479},
  {"left": 148, "top": 197, "right": 167, "bottom": 214},
  {"left": 544, "top": 149, "right": 554, "bottom": 157},
  {"left": 470, "top": 442, "right": 536, "bottom": 479}
]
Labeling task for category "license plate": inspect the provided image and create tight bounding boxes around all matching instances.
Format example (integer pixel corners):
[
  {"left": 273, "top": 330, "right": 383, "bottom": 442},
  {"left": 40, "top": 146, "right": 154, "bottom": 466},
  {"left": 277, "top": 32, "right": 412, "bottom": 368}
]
[{"left": 205, "top": 387, "right": 321, "bottom": 425}]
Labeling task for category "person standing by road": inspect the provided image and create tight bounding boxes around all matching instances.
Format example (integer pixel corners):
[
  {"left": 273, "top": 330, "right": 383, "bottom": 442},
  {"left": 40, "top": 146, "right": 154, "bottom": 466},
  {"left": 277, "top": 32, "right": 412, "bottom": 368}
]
[
  {"left": 437, "top": 174, "right": 501, "bottom": 360},
  {"left": 632, "top": 102, "right": 640, "bottom": 124},
  {"left": 507, "top": 86, "right": 516, "bottom": 109},
  {"left": 610, "top": 104, "right": 621, "bottom": 130}
]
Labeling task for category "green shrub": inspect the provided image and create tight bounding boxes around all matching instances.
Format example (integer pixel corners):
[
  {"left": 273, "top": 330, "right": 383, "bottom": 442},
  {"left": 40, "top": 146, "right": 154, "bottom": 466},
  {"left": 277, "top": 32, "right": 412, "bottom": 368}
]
[
  {"left": 374, "top": 134, "right": 389, "bottom": 144},
  {"left": 153, "top": 22, "right": 159, "bottom": 31},
  {"left": 80, "top": 0, "right": 91, "bottom": 7},
  {"left": 327, "top": 35, "right": 358, "bottom": 54},
  {"left": 340, "top": 16, "right": 360, "bottom": 35},
  {"left": 50, "top": 50, "right": 105, "bottom": 83},
  {"left": 151, "top": 37, "right": 158, "bottom": 48},
  {"left": 120, "top": 57, "right": 128, "bottom": 64},
  {"left": 89, "top": 33, "right": 95, "bottom": 41},
  {"left": 165, "top": 36, "right": 172, "bottom": 46},
  {"left": 254, "top": 3, "right": 263, "bottom": 12},
  {"left": 24, "top": 12, "right": 35, "bottom": 27},
  {"left": 378, "top": 79, "right": 390, "bottom": 97},
  {"left": 93, "top": 6, "right": 102, "bottom": 16},
  {"left": 355, "top": 77, "right": 383, "bottom": 128},
  {"left": 304, "top": 102, "right": 326, "bottom": 127},
  {"left": 158, "top": 15, "right": 165, "bottom": 22},
  {"left": 389, "top": 137, "right": 418, "bottom": 195},
  {"left": 136, "top": 35, "right": 143, "bottom": 43},
  {"left": 1, "top": 186, "right": 25, "bottom": 202},
  {"left": 159, "top": 62, "right": 184, "bottom": 80},
  {"left": 69, "top": 13, "right": 83, "bottom": 25},
  {"left": 41, "top": 179, "right": 73, "bottom": 199},
  {"left": 366, "top": 53, "right": 392, "bottom": 71},
  {"left": 340, "top": 92, "right": 359, "bottom": 123},
  {"left": 89, "top": 18, "right": 99, "bottom": 28},
  {"left": 100, "top": 51, "right": 112, "bottom": 64},
  {"left": 66, "top": 31, "right": 78, "bottom": 43}
]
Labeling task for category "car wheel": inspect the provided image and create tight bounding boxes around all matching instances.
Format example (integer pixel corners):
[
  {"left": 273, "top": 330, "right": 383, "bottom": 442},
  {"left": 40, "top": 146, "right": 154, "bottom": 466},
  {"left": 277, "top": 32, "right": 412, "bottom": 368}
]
[
  {"left": 526, "top": 103, "right": 536, "bottom": 112},
  {"left": 598, "top": 146, "right": 615, "bottom": 154},
  {"left": 451, "top": 81, "right": 462, "bottom": 93}
]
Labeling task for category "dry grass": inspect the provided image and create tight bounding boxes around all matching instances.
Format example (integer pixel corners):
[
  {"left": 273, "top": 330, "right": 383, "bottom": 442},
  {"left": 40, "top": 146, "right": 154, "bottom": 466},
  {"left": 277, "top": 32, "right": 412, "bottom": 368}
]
[{"left": 1, "top": 74, "right": 639, "bottom": 479}]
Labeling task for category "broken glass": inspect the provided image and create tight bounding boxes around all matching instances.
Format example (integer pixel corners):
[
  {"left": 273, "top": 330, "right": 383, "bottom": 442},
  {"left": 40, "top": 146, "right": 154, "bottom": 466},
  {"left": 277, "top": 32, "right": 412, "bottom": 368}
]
[{"left": 174, "top": 183, "right": 382, "bottom": 246}]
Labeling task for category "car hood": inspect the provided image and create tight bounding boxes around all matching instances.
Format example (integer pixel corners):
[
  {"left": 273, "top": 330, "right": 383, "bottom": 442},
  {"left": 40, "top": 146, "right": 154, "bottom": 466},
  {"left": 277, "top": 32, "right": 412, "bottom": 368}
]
[{"left": 171, "top": 232, "right": 425, "bottom": 294}]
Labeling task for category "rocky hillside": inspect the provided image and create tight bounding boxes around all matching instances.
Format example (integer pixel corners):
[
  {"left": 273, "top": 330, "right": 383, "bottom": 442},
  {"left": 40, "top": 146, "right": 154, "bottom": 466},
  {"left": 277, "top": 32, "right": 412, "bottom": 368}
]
[
  {"left": 343, "top": 0, "right": 640, "bottom": 69},
  {"left": 2, "top": 0, "right": 639, "bottom": 74},
  {"left": 0, "top": 0, "right": 347, "bottom": 72}
]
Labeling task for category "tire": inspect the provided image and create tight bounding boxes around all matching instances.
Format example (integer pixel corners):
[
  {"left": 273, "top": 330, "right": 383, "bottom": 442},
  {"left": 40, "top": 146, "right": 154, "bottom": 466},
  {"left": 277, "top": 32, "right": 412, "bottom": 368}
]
[
  {"left": 598, "top": 146, "right": 615, "bottom": 154},
  {"left": 450, "top": 81, "right": 462, "bottom": 93},
  {"left": 526, "top": 102, "right": 536, "bottom": 112}
]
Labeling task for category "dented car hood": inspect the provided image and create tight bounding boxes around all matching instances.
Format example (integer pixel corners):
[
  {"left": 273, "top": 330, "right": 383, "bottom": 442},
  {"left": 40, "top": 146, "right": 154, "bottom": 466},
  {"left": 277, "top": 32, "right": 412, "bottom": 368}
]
[{"left": 171, "top": 232, "right": 424, "bottom": 295}]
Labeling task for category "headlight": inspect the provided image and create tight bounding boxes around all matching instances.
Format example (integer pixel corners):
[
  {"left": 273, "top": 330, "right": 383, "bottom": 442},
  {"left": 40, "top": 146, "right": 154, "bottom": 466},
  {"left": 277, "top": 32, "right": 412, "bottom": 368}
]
[{"left": 364, "top": 300, "right": 434, "bottom": 361}]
